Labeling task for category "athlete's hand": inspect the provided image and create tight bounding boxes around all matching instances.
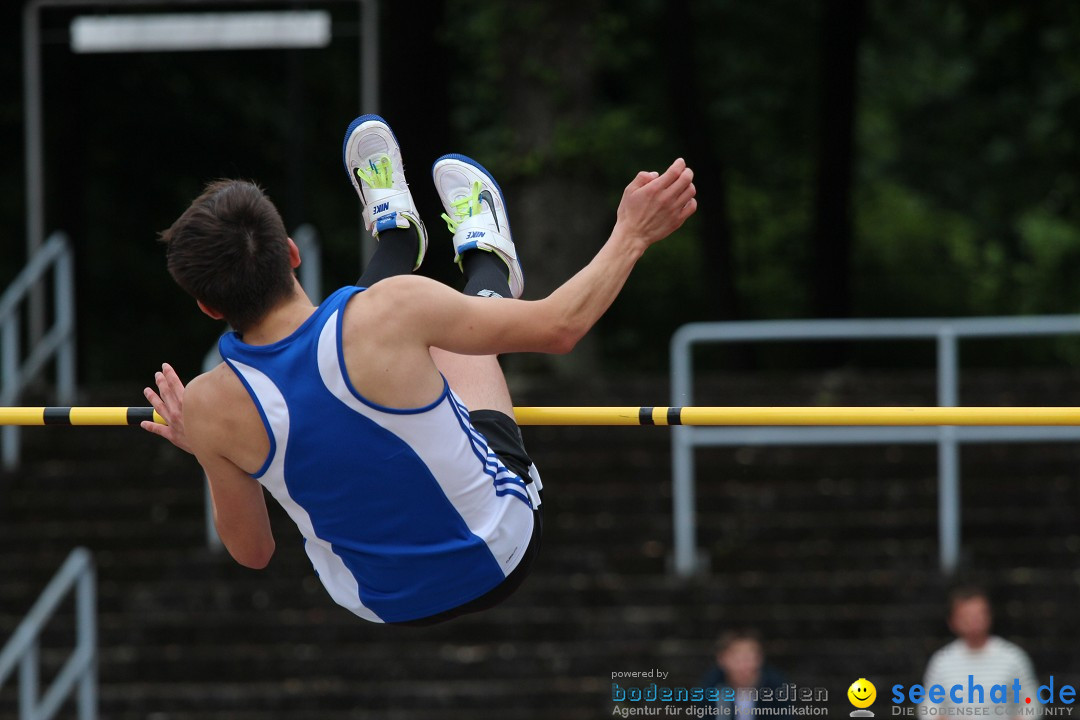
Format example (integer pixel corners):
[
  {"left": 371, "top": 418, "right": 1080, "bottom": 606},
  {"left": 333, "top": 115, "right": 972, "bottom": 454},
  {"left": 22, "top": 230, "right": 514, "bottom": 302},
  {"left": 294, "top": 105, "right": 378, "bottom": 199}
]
[
  {"left": 141, "top": 363, "right": 193, "bottom": 454},
  {"left": 614, "top": 158, "right": 697, "bottom": 251}
]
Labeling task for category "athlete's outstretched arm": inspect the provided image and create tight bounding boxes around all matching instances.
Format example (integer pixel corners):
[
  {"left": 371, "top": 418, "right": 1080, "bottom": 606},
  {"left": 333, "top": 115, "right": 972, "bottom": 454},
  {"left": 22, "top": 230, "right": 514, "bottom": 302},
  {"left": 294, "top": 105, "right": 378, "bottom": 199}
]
[
  {"left": 182, "top": 374, "right": 276, "bottom": 569},
  {"left": 144, "top": 367, "right": 275, "bottom": 569},
  {"left": 141, "top": 366, "right": 275, "bottom": 568},
  {"left": 365, "top": 158, "right": 696, "bottom": 356}
]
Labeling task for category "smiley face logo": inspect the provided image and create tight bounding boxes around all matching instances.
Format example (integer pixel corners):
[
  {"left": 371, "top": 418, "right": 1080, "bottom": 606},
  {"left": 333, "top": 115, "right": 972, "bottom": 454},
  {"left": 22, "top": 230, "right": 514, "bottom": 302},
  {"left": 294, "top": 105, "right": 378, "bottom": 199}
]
[{"left": 848, "top": 678, "right": 877, "bottom": 709}]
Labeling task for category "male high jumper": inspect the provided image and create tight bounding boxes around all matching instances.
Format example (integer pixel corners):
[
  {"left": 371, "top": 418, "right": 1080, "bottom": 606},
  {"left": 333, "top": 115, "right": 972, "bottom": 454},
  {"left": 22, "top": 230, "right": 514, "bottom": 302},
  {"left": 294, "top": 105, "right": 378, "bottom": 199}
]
[{"left": 143, "top": 115, "right": 696, "bottom": 624}]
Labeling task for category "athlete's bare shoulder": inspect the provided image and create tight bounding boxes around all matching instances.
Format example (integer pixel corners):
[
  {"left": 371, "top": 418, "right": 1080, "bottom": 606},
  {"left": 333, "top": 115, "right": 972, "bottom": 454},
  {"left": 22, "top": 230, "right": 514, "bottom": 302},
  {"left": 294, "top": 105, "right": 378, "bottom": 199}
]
[
  {"left": 186, "top": 362, "right": 271, "bottom": 474},
  {"left": 337, "top": 278, "right": 447, "bottom": 409},
  {"left": 340, "top": 276, "right": 443, "bottom": 344},
  {"left": 186, "top": 363, "right": 246, "bottom": 411},
  {"left": 184, "top": 364, "right": 244, "bottom": 440},
  {"left": 338, "top": 278, "right": 421, "bottom": 354}
]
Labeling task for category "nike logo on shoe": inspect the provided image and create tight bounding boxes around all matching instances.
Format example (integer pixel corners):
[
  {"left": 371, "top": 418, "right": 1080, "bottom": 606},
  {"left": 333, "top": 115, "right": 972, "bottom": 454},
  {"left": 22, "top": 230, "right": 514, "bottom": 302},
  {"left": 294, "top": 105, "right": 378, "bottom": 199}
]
[
  {"left": 478, "top": 189, "right": 500, "bottom": 231},
  {"left": 353, "top": 168, "right": 368, "bottom": 202},
  {"left": 374, "top": 202, "right": 390, "bottom": 213}
]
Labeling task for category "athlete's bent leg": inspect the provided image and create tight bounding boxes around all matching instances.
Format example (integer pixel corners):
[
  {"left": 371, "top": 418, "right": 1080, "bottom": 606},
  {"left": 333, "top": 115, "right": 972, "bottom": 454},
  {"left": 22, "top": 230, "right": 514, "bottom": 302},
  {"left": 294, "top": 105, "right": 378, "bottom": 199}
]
[
  {"left": 342, "top": 114, "right": 428, "bottom": 287},
  {"left": 428, "top": 154, "right": 543, "bottom": 610},
  {"left": 429, "top": 152, "right": 522, "bottom": 414},
  {"left": 357, "top": 227, "right": 422, "bottom": 287},
  {"left": 430, "top": 348, "right": 512, "bottom": 415}
]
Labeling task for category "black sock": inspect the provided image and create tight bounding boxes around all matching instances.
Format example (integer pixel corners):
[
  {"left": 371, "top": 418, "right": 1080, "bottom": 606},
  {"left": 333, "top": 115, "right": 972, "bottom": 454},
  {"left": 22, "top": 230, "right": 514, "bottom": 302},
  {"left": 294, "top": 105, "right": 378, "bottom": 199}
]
[
  {"left": 462, "top": 250, "right": 512, "bottom": 298},
  {"left": 356, "top": 226, "right": 420, "bottom": 286}
]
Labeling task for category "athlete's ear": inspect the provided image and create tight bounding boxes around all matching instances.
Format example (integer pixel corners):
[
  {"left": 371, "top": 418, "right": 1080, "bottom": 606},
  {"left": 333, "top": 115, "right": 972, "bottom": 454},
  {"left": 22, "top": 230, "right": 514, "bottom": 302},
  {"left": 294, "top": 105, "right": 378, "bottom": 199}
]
[
  {"left": 197, "top": 300, "right": 225, "bottom": 320},
  {"left": 286, "top": 237, "right": 301, "bottom": 269}
]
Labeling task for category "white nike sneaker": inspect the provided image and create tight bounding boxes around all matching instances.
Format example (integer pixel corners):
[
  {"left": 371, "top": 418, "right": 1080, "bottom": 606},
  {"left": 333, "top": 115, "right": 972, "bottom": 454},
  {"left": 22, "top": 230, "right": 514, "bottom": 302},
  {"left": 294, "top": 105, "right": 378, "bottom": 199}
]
[
  {"left": 342, "top": 114, "right": 428, "bottom": 269},
  {"left": 432, "top": 154, "right": 523, "bottom": 299}
]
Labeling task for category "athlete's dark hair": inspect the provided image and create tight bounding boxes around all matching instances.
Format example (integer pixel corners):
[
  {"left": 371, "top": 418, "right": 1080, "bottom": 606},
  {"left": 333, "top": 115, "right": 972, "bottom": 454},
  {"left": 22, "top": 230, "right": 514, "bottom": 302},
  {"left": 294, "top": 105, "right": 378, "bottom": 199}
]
[{"left": 160, "top": 180, "right": 294, "bottom": 333}]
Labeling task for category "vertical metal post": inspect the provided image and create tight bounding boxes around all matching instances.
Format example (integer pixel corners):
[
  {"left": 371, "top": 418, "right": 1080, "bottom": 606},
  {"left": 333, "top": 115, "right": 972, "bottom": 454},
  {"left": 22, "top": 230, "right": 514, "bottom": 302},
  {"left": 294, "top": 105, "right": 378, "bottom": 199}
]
[
  {"left": 0, "top": 549, "right": 97, "bottom": 720},
  {"left": 76, "top": 560, "right": 97, "bottom": 720},
  {"left": 294, "top": 225, "right": 322, "bottom": 303},
  {"left": 55, "top": 234, "right": 77, "bottom": 405},
  {"left": 3, "top": 315, "right": 22, "bottom": 471},
  {"left": 937, "top": 328, "right": 960, "bottom": 574},
  {"left": 358, "top": 0, "right": 379, "bottom": 268},
  {"left": 203, "top": 224, "right": 319, "bottom": 552},
  {"left": 360, "top": 0, "right": 379, "bottom": 115},
  {"left": 670, "top": 328, "right": 699, "bottom": 577},
  {"left": 18, "top": 641, "right": 38, "bottom": 720},
  {"left": 672, "top": 428, "right": 698, "bottom": 577},
  {"left": 199, "top": 342, "right": 225, "bottom": 552},
  {"left": 205, "top": 479, "right": 223, "bottom": 551},
  {"left": 23, "top": 1, "right": 46, "bottom": 350}
]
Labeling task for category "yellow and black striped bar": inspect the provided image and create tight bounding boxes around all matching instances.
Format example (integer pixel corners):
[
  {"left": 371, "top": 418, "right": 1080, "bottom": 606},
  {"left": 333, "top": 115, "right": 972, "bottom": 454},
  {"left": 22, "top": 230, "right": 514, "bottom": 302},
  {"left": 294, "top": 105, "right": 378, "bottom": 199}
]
[
  {"left": 512, "top": 406, "right": 1080, "bottom": 426},
  {"left": 0, "top": 407, "right": 165, "bottom": 426},
  {"left": 4, "top": 406, "right": 1080, "bottom": 427}
]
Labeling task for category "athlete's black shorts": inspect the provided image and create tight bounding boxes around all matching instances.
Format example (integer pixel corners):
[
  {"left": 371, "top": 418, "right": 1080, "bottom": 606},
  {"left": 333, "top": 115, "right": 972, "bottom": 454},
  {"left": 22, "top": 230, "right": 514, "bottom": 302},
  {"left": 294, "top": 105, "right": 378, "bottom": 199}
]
[{"left": 395, "top": 409, "right": 543, "bottom": 627}]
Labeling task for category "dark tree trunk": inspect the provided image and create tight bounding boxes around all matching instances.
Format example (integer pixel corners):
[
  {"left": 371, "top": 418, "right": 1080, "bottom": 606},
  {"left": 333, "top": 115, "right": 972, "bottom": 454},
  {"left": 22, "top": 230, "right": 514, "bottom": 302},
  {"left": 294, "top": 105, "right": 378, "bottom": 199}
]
[
  {"left": 496, "top": 0, "right": 609, "bottom": 377},
  {"left": 810, "top": 0, "right": 865, "bottom": 322},
  {"left": 378, "top": 0, "right": 455, "bottom": 287},
  {"left": 663, "top": 0, "right": 740, "bottom": 323},
  {"left": 285, "top": 49, "right": 306, "bottom": 230}
]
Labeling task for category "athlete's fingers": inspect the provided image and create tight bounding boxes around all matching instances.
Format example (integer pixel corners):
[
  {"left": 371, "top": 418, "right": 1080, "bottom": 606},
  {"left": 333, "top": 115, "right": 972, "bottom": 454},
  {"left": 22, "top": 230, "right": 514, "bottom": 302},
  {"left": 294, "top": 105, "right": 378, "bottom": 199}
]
[
  {"left": 142, "top": 396, "right": 191, "bottom": 453},
  {"left": 155, "top": 369, "right": 185, "bottom": 417},
  {"left": 674, "top": 180, "right": 697, "bottom": 209},
  {"left": 140, "top": 419, "right": 169, "bottom": 438},
  {"left": 632, "top": 171, "right": 656, "bottom": 189},
  {"left": 649, "top": 158, "right": 687, "bottom": 192},
  {"left": 152, "top": 371, "right": 171, "bottom": 406},
  {"left": 152, "top": 373, "right": 171, "bottom": 409},
  {"left": 143, "top": 384, "right": 161, "bottom": 408},
  {"left": 159, "top": 363, "right": 184, "bottom": 404},
  {"left": 622, "top": 174, "right": 646, "bottom": 201},
  {"left": 623, "top": 171, "right": 659, "bottom": 200},
  {"left": 678, "top": 197, "right": 699, "bottom": 224},
  {"left": 144, "top": 385, "right": 169, "bottom": 422},
  {"left": 660, "top": 167, "right": 694, "bottom": 204}
]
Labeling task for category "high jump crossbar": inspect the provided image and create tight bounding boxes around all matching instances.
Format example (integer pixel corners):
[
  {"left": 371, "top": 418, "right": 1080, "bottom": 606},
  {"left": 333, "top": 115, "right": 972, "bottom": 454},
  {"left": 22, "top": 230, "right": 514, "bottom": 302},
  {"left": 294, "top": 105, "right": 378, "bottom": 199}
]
[{"left": 3, "top": 406, "right": 1080, "bottom": 426}]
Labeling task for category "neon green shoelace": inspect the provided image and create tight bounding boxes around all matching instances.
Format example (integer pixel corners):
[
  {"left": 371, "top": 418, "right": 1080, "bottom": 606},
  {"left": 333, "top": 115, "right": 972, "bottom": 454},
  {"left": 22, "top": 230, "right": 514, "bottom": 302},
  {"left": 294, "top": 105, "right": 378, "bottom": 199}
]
[
  {"left": 354, "top": 155, "right": 393, "bottom": 189},
  {"left": 441, "top": 180, "right": 484, "bottom": 234}
]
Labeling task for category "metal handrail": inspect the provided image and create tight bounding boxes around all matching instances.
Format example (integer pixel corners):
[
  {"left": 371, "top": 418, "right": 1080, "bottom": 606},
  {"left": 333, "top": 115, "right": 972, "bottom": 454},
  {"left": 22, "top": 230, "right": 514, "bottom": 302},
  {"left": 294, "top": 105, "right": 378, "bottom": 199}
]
[
  {"left": 669, "top": 315, "right": 1080, "bottom": 578},
  {"left": 24, "top": 0, "right": 379, "bottom": 352},
  {"left": 0, "top": 231, "right": 77, "bottom": 470},
  {"left": 0, "top": 547, "right": 97, "bottom": 720}
]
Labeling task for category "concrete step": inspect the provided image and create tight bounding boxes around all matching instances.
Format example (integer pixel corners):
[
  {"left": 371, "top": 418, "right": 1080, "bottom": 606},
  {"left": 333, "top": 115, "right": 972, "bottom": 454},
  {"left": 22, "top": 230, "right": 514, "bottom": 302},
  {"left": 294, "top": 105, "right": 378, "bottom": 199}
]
[{"left": 4, "top": 370, "right": 1080, "bottom": 719}]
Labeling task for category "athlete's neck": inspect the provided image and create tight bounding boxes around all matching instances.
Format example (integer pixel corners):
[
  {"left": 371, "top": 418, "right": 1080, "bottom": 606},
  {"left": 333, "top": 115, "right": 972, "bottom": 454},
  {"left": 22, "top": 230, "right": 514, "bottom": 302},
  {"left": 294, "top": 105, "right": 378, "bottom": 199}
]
[{"left": 239, "top": 287, "right": 317, "bottom": 346}]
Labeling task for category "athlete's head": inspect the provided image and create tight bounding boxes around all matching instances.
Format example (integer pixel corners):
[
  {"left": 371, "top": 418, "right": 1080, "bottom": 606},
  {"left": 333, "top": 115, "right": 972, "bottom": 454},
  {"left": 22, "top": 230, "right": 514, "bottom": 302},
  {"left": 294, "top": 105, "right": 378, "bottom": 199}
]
[
  {"left": 947, "top": 584, "right": 992, "bottom": 648},
  {"left": 161, "top": 179, "right": 297, "bottom": 333}
]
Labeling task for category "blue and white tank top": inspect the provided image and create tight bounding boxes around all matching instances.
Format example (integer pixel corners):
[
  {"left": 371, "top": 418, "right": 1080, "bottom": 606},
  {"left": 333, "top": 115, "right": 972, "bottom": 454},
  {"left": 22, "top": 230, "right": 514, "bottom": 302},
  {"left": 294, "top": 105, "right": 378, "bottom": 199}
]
[{"left": 218, "top": 286, "right": 537, "bottom": 623}]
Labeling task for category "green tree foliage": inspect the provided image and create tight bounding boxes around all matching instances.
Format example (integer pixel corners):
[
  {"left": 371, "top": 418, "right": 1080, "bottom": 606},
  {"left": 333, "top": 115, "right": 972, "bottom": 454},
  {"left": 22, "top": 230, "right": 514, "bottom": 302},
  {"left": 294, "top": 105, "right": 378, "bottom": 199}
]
[
  {"left": 3, "top": 2, "right": 1080, "bottom": 382},
  {"left": 857, "top": 1, "right": 1080, "bottom": 319}
]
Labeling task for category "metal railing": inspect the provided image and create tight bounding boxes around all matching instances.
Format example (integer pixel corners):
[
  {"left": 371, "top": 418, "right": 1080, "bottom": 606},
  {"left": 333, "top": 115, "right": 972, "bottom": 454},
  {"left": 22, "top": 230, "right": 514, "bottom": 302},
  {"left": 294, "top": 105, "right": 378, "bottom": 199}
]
[
  {"left": 669, "top": 316, "right": 1080, "bottom": 578},
  {"left": 0, "top": 232, "right": 77, "bottom": 470},
  {"left": 201, "top": 225, "right": 321, "bottom": 550},
  {"left": 0, "top": 547, "right": 97, "bottom": 720},
  {"left": 23, "top": 0, "right": 379, "bottom": 345}
]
